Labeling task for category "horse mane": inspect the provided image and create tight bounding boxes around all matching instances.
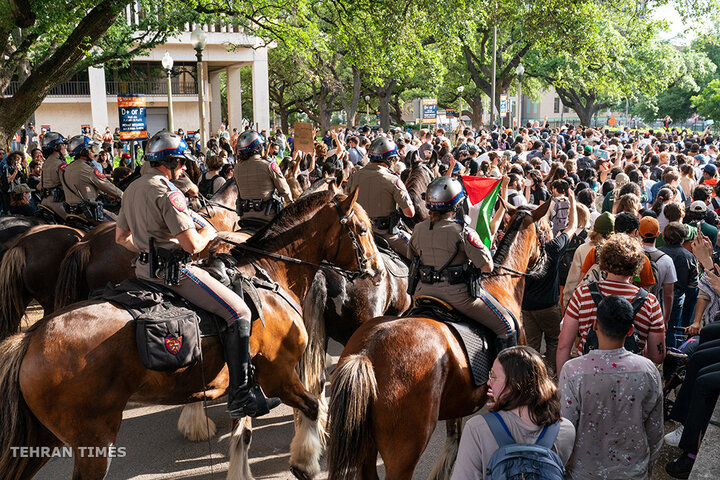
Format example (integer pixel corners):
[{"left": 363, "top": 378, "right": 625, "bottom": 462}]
[
  {"left": 492, "top": 208, "right": 549, "bottom": 279},
  {"left": 243, "top": 190, "right": 335, "bottom": 249}
]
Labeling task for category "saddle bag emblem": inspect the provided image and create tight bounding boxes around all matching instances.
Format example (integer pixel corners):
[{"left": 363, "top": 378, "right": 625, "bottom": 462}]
[{"left": 164, "top": 334, "right": 183, "bottom": 355}]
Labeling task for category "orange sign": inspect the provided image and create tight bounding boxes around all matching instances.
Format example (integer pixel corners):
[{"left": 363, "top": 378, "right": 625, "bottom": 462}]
[{"left": 608, "top": 116, "right": 617, "bottom": 127}]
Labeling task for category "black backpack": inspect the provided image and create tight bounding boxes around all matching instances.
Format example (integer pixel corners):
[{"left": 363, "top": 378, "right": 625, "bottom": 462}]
[
  {"left": 558, "top": 229, "right": 587, "bottom": 286},
  {"left": 583, "top": 282, "right": 646, "bottom": 354},
  {"left": 198, "top": 172, "right": 220, "bottom": 198}
]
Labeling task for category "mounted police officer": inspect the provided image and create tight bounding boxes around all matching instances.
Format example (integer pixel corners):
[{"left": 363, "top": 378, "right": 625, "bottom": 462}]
[
  {"left": 233, "top": 130, "right": 292, "bottom": 226},
  {"left": 115, "top": 130, "right": 280, "bottom": 419},
  {"left": 346, "top": 136, "right": 415, "bottom": 257},
  {"left": 40, "top": 131, "right": 68, "bottom": 219},
  {"left": 409, "top": 177, "right": 517, "bottom": 352},
  {"left": 61, "top": 135, "right": 123, "bottom": 223}
]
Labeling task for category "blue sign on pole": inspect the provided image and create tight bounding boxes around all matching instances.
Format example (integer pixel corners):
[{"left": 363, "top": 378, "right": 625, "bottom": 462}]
[
  {"left": 421, "top": 98, "right": 438, "bottom": 124},
  {"left": 117, "top": 94, "right": 148, "bottom": 140}
]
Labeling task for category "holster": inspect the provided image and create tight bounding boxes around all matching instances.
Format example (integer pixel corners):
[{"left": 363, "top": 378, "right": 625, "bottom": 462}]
[
  {"left": 265, "top": 191, "right": 283, "bottom": 216},
  {"left": 407, "top": 256, "right": 421, "bottom": 296},
  {"left": 43, "top": 187, "right": 64, "bottom": 202},
  {"left": 148, "top": 237, "right": 191, "bottom": 287},
  {"left": 466, "top": 268, "right": 482, "bottom": 298},
  {"left": 80, "top": 200, "right": 104, "bottom": 222}
]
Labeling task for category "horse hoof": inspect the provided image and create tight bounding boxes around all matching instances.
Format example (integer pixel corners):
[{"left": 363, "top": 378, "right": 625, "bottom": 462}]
[{"left": 290, "top": 466, "right": 312, "bottom": 480}]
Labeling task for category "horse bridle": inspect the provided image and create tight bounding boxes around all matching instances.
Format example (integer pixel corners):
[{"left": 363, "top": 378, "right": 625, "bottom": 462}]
[
  {"left": 493, "top": 210, "right": 547, "bottom": 277},
  {"left": 330, "top": 197, "right": 378, "bottom": 277},
  {"left": 220, "top": 198, "right": 378, "bottom": 279}
]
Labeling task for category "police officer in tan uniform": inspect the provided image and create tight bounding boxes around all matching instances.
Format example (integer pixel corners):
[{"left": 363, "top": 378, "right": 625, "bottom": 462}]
[
  {"left": 347, "top": 136, "right": 415, "bottom": 256},
  {"left": 62, "top": 135, "right": 123, "bottom": 222},
  {"left": 39, "top": 131, "right": 68, "bottom": 219},
  {"left": 115, "top": 131, "right": 280, "bottom": 418},
  {"left": 410, "top": 177, "right": 517, "bottom": 352},
  {"left": 233, "top": 130, "right": 292, "bottom": 225}
]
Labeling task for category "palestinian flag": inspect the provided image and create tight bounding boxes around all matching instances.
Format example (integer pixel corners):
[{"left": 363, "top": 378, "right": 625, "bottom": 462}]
[{"left": 461, "top": 176, "right": 502, "bottom": 248}]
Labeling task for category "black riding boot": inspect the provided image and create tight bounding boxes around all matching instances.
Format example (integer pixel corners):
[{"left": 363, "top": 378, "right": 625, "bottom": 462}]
[
  {"left": 495, "top": 333, "right": 518, "bottom": 354},
  {"left": 222, "top": 320, "right": 281, "bottom": 418}
]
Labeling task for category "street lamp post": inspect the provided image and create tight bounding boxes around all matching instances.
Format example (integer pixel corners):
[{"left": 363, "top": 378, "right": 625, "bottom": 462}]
[
  {"left": 191, "top": 27, "right": 208, "bottom": 151},
  {"left": 365, "top": 95, "right": 370, "bottom": 125},
  {"left": 162, "top": 51, "right": 174, "bottom": 133},
  {"left": 457, "top": 85, "right": 464, "bottom": 128},
  {"left": 515, "top": 63, "right": 524, "bottom": 135}
]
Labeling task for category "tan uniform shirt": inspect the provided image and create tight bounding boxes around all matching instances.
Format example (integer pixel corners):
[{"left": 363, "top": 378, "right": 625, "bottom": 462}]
[
  {"left": 62, "top": 159, "right": 123, "bottom": 205},
  {"left": 41, "top": 152, "right": 67, "bottom": 189},
  {"left": 346, "top": 162, "right": 412, "bottom": 218},
  {"left": 116, "top": 168, "right": 195, "bottom": 252},
  {"left": 233, "top": 154, "right": 292, "bottom": 203},
  {"left": 410, "top": 218, "right": 492, "bottom": 269}
]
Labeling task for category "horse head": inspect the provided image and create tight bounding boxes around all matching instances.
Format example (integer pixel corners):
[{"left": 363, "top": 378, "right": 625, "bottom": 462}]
[{"left": 320, "top": 187, "right": 382, "bottom": 278}]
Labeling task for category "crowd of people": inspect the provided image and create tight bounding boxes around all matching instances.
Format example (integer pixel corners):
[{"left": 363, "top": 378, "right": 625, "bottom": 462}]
[{"left": 4, "top": 118, "right": 720, "bottom": 478}]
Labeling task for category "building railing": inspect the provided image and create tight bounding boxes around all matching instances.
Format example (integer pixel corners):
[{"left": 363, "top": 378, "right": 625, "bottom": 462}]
[
  {"left": 105, "top": 80, "right": 198, "bottom": 96},
  {"left": 3, "top": 80, "right": 91, "bottom": 97}
]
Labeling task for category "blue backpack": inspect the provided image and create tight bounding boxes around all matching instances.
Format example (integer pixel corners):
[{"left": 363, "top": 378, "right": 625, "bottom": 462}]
[{"left": 483, "top": 412, "right": 565, "bottom": 480}]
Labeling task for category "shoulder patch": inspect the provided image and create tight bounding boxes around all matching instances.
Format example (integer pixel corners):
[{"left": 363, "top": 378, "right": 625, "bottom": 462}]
[
  {"left": 271, "top": 161, "right": 282, "bottom": 174},
  {"left": 465, "top": 227, "right": 484, "bottom": 248},
  {"left": 168, "top": 191, "right": 186, "bottom": 212},
  {"left": 395, "top": 178, "right": 407, "bottom": 190},
  {"left": 94, "top": 168, "right": 105, "bottom": 179},
  {"left": 59, "top": 162, "right": 68, "bottom": 171}
]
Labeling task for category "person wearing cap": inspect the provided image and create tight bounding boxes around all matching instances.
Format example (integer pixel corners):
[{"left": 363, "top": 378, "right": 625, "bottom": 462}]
[
  {"left": 686, "top": 200, "right": 718, "bottom": 249},
  {"left": 576, "top": 145, "right": 595, "bottom": 172},
  {"left": 639, "top": 216, "right": 676, "bottom": 327},
  {"left": 700, "top": 163, "right": 718, "bottom": 194},
  {"left": 562, "top": 211, "right": 615, "bottom": 308},
  {"left": 8, "top": 183, "right": 36, "bottom": 216}
]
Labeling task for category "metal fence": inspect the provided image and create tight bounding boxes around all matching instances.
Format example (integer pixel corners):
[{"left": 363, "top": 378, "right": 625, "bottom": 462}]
[
  {"left": 105, "top": 80, "right": 198, "bottom": 96},
  {"left": 4, "top": 80, "right": 91, "bottom": 97}
]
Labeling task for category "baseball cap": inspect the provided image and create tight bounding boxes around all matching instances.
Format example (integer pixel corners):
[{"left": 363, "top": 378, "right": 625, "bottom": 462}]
[
  {"left": 583, "top": 145, "right": 593, "bottom": 156},
  {"left": 704, "top": 163, "right": 717, "bottom": 176},
  {"left": 121, "top": 152, "right": 131, "bottom": 159},
  {"left": 12, "top": 183, "right": 31, "bottom": 194},
  {"left": 593, "top": 212, "right": 615, "bottom": 235},
  {"left": 690, "top": 200, "right": 708, "bottom": 213},
  {"left": 639, "top": 216, "right": 659, "bottom": 239}
]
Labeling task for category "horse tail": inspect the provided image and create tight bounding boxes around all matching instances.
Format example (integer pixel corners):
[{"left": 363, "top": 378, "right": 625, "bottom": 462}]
[
  {"left": 0, "top": 332, "right": 41, "bottom": 479},
  {"left": 54, "top": 241, "right": 91, "bottom": 310},
  {"left": 0, "top": 245, "right": 27, "bottom": 339},
  {"left": 299, "top": 272, "right": 328, "bottom": 397},
  {"left": 327, "top": 354, "right": 377, "bottom": 479}
]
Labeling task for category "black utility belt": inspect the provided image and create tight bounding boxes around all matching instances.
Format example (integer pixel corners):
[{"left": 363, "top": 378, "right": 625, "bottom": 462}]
[
  {"left": 372, "top": 215, "right": 398, "bottom": 232},
  {"left": 42, "top": 187, "right": 64, "bottom": 202},
  {"left": 238, "top": 198, "right": 270, "bottom": 212},
  {"left": 419, "top": 265, "right": 467, "bottom": 285},
  {"left": 139, "top": 247, "right": 191, "bottom": 287}
]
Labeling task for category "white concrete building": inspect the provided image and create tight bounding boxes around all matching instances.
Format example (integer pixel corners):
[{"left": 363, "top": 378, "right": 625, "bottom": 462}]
[{"left": 10, "top": 14, "right": 272, "bottom": 141}]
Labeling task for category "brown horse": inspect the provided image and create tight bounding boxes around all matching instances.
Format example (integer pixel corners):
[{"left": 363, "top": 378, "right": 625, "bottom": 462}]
[
  {"left": 402, "top": 161, "right": 433, "bottom": 228},
  {"left": 0, "top": 225, "right": 84, "bottom": 339},
  {"left": 326, "top": 201, "right": 551, "bottom": 480},
  {"left": 0, "top": 189, "right": 381, "bottom": 480}
]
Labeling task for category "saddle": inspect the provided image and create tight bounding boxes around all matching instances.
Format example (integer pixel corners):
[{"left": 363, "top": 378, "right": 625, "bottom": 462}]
[
  {"left": 406, "top": 295, "right": 506, "bottom": 386},
  {"left": 374, "top": 234, "right": 410, "bottom": 277},
  {"left": 238, "top": 217, "right": 269, "bottom": 235},
  {"left": 64, "top": 213, "right": 96, "bottom": 232},
  {"left": 36, "top": 204, "right": 63, "bottom": 224}
]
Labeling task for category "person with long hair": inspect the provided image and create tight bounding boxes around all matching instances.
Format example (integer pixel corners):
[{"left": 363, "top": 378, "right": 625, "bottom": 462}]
[{"left": 452, "top": 346, "right": 576, "bottom": 479}]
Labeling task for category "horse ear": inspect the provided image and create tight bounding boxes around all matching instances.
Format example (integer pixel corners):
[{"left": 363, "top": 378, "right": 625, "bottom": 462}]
[
  {"left": 341, "top": 186, "right": 359, "bottom": 211},
  {"left": 532, "top": 198, "right": 553, "bottom": 222},
  {"left": 499, "top": 196, "right": 517, "bottom": 218}
]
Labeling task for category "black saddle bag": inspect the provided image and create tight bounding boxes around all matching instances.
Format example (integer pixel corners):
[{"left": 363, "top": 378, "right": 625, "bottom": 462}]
[{"left": 135, "top": 306, "right": 202, "bottom": 371}]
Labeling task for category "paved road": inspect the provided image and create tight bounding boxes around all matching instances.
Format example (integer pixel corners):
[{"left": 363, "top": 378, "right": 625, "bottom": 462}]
[{"left": 34, "top": 339, "right": 463, "bottom": 479}]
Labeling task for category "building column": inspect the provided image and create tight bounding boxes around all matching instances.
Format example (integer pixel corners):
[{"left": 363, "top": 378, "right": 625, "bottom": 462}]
[
  {"left": 226, "top": 65, "right": 243, "bottom": 132},
  {"left": 252, "top": 49, "right": 270, "bottom": 132},
  {"left": 88, "top": 67, "right": 109, "bottom": 129},
  {"left": 209, "top": 70, "right": 222, "bottom": 135}
]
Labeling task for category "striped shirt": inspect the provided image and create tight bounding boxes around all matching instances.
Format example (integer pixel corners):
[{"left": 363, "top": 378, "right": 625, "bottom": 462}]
[{"left": 564, "top": 280, "right": 665, "bottom": 355}]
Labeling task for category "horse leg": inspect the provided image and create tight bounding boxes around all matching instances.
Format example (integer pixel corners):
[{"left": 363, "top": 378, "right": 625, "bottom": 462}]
[
  {"left": 361, "top": 446, "right": 380, "bottom": 480},
  {"left": 428, "top": 418, "right": 463, "bottom": 480},
  {"left": 256, "top": 355, "right": 323, "bottom": 480},
  {"left": 227, "top": 417, "right": 253, "bottom": 480},
  {"left": 177, "top": 402, "right": 217, "bottom": 442}
]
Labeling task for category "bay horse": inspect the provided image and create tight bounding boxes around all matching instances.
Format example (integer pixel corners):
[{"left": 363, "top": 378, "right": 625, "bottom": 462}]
[
  {"left": 0, "top": 225, "right": 84, "bottom": 339},
  {"left": 326, "top": 201, "right": 551, "bottom": 480},
  {"left": 402, "top": 160, "right": 433, "bottom": 228},
  {"left": 0, "top": 189, "right": 381, "bottom": 480}
]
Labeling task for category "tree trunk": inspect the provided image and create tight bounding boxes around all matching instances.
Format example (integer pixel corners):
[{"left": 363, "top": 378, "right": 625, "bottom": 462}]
[
  {"left": 471, "top": 94, "right": 484, "bottom": 129},
  {"left": 377, "top": 78, "right": 397, "bottom": 130},
  {"left": 555, "top": 87, "right": 607, "bottom": 127},
  {"left": 341, "top": 66, "right": 361, "bottom": 128},
  {"left": 279, "top": 106, "right": 289, "bottom": 133}
]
